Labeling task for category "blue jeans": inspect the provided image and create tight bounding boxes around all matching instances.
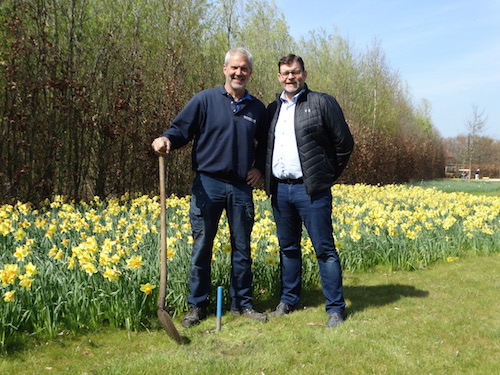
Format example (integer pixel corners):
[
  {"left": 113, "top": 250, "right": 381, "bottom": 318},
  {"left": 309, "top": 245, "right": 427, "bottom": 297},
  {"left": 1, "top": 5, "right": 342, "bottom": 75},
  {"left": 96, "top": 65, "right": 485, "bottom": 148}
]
[
  {"left": 188, "top": 173, "right": 255, "bottom": 311},
  {"left": 272, "top": 182, "right": 345, "bottom": 314}
]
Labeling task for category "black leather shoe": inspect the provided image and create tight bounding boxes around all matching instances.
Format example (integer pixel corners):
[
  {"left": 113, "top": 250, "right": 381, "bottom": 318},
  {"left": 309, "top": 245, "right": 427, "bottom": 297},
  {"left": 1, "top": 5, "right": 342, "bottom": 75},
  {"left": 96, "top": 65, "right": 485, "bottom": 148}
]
[
  {"left": 231, "top": 308, "right": 268, "bottom": 322},
  {"left": 182, "top": 306, "right": 207, "bottom": 328},
  {"left": 326, "top": 312, "right": 344, "bottom": 328},
  {"left": 268, "top": 302, "right": 295, "bottom": 317}
]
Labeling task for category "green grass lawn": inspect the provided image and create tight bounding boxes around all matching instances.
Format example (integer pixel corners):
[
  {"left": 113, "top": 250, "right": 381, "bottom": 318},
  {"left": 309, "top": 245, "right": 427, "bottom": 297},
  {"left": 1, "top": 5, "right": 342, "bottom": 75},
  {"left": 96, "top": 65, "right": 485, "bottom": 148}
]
[
  {"left": 409, "top": 178, "right": 500, "bottom": 196},
  {"left": 2, "top": 253, "right": 499, "bottom": 375}
]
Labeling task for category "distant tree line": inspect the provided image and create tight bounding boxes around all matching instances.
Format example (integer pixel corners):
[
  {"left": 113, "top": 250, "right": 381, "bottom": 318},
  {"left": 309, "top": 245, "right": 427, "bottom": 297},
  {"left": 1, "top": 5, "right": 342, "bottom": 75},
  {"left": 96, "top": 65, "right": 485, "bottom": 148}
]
[
  {"left": 444, "top": 135, "right": 500, "bottom": 178},
  {"left": 1, "top": 0, "right": 445, "bottom": 203}
]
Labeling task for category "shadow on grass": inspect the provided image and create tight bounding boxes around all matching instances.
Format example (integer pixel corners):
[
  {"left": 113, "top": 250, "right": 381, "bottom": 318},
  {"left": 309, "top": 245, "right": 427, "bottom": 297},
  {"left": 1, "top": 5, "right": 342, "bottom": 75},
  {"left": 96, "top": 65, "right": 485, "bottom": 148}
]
[
  {"left": 344, "top": 284, "right": 429, "bottom": 316},
  {"left": 268, "top": 283, "right": 429, "bottom": 317}
]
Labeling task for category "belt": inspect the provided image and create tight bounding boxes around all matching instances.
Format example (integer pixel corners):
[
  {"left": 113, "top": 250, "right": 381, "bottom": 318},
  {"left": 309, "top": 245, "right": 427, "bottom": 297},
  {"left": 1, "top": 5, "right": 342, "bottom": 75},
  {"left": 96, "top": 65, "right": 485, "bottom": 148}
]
[{"left": 275, "top": 177, "right": 304, "bottom": 185}]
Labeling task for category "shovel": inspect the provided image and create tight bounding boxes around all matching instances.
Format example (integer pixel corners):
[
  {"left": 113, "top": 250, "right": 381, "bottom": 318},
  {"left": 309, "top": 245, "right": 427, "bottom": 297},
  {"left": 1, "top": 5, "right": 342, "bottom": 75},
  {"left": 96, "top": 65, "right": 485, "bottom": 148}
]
[{"left": 157, "top": 154, "right": 183, "bottom": 345}]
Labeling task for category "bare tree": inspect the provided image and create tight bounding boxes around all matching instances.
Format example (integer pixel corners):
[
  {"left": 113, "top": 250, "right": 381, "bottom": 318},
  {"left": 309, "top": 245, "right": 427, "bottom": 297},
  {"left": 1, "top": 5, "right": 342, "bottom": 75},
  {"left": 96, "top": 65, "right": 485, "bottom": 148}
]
[{"left": 466, "top": 104, "right": 487, "bottom": 180}]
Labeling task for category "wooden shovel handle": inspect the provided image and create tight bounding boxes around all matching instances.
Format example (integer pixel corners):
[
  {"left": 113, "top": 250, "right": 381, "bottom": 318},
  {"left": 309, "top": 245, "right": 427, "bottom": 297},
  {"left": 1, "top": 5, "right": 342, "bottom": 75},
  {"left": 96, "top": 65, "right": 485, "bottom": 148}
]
[{"left": 158, "top": 154, "right": 167, "bottom": 309}]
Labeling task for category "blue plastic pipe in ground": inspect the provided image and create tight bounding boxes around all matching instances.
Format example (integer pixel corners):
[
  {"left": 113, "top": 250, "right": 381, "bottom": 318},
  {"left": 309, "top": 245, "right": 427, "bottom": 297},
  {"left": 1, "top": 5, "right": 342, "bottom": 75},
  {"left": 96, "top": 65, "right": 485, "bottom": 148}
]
[{"left": 216, "top": 286, "right": 223, "bottom": 331}]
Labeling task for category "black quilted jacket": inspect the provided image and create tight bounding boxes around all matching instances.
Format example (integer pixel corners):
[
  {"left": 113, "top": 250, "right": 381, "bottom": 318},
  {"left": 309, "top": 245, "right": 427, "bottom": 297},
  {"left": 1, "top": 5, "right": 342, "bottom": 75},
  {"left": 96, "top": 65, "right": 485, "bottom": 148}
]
[{"left": 265, "top": 85, "right": 354, "bottom": 196}]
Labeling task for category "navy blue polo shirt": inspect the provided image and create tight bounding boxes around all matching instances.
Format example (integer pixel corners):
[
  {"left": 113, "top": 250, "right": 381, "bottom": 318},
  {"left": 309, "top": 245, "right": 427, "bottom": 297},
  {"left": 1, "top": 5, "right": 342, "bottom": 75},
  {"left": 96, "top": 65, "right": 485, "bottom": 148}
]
[{"left": 162, "top": 85, "right": 267, "bottom": 184}]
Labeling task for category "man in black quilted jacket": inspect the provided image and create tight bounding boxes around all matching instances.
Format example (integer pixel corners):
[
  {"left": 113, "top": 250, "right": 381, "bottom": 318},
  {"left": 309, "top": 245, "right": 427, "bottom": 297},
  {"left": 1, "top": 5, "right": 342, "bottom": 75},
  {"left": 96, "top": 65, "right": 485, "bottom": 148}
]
[{"left": 265, "top": 54, "right": 354, "bottom": 328}]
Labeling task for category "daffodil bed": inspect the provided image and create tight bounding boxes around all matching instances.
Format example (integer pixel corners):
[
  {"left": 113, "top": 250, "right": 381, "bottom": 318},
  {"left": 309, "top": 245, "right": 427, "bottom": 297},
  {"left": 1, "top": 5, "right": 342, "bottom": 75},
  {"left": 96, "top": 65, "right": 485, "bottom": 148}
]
[{"left": 1, "top": 184, "right": 499, "bottom": 349}]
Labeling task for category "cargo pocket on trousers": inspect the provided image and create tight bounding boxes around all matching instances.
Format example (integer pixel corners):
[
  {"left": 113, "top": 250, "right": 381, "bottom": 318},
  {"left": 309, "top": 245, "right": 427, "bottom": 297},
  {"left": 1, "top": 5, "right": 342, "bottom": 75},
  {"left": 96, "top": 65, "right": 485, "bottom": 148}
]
[{"left": 189, "top": 198, "right": 205, "bottom": 235}]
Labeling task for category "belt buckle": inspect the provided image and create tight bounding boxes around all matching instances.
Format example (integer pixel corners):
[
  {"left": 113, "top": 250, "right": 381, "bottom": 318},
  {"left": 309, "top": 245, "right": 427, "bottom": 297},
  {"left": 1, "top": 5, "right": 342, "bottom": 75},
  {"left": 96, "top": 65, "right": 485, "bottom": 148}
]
[{"left": 277, "top": 177, "right": 302, "bottom": 184}]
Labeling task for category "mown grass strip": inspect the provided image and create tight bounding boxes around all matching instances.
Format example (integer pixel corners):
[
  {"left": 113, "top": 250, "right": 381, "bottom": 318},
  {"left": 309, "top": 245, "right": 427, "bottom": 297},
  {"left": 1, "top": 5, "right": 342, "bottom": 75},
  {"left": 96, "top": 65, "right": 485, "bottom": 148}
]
[{"left": 1, "top": 253, "right": 499, "bottom": 374}]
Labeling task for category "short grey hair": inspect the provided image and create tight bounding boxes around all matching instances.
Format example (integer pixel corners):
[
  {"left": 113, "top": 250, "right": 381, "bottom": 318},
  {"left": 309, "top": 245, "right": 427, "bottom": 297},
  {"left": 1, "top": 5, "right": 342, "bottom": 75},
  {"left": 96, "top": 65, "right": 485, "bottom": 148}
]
[{"left": 225, "top": 47, "right": 253, "bottom": 69}]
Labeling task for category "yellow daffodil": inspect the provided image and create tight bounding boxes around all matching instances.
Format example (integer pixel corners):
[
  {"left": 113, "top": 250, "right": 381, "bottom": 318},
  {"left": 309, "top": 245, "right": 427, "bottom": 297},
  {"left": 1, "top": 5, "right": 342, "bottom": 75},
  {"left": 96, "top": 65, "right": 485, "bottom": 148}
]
[
  {"left": 14, "top": 227, "right": 26, "bottom": 241},
  {"left": 19, "top": 274, "right": 34, "bottom": 289},
  {"left": 13, "top": 245, "right": 30, "bottom": 261},
  {"left": 103, "top": 267, "right": 121, "bottom": 282},
  {"left": 24, "top": 262, "right": 37, "bottom": 276},
  {"left": 1, "top": 264, "right": 20, "bottom": 286},
  {"left": 3, "top": 290, "right": 16, "bottom": 302},
  {"left": 81, "top": 262, "right": 98, "bottom": 276},
  {"left": 265, "top": 257, "right": 276, "bottom": 265},
  {"left": 167, "top": 249, "right": 176, "bottom": 260},
  {"left": 126, "top": 255, "right": 144, "bottom": 270},
  {"left": 140, "top": 283, "right": 156, "bottom": 294}
]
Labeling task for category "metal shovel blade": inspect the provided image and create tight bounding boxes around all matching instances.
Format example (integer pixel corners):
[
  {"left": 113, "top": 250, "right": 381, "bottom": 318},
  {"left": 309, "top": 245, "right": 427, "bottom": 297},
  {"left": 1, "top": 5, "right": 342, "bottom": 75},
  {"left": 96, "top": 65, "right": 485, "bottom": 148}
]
[
  {"left": 158, "top": 154, "right": 183, "bottom": 345},
  {"left": 158, "top": 308, "right": 183, "bottom": 344}
]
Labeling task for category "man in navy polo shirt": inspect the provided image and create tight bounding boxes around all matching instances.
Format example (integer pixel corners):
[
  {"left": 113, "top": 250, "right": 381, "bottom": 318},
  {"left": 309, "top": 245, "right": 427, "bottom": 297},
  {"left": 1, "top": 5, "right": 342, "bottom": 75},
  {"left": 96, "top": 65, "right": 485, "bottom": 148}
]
[{"left": 151, "top": 47, "right": 268, "bottom": 327}]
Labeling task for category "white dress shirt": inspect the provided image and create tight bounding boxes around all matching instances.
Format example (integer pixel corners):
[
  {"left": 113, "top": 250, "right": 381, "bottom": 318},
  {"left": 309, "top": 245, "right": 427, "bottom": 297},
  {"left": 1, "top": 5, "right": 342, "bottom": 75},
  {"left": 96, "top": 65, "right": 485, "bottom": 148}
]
[{"left": 272, "top": 91, "right": 304, "bottom": 179}]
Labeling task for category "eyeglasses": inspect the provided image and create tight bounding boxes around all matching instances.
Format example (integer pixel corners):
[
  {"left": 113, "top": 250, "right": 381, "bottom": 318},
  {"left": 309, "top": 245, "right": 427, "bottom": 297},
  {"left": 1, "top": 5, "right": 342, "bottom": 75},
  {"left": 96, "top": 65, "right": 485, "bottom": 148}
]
[{"left": 279, "top": 70, "right": 302, "bottom": 77}]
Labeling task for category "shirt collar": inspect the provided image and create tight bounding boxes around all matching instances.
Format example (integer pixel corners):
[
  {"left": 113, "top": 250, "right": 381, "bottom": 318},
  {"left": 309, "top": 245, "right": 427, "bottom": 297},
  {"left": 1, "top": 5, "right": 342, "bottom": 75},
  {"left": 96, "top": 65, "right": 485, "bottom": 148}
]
[
  {"left": 221, "top": 84, "right": 252, "bottom": 102},
  {"left": 279, "top": 88, "right": 305, "bottom": 104},
  {"left": 237, "top": 91, "right": 252, "bottom": 103}
]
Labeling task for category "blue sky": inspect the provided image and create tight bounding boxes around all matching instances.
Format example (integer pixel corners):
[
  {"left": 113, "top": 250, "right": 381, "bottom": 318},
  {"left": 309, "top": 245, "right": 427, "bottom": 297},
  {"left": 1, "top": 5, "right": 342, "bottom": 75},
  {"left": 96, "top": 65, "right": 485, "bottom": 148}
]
[{"left": 275, "top": 0, "right": 500, "bottom": 139}]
